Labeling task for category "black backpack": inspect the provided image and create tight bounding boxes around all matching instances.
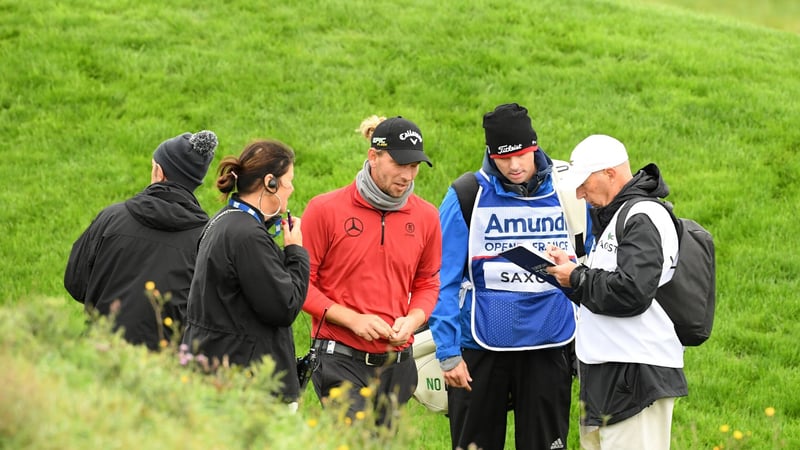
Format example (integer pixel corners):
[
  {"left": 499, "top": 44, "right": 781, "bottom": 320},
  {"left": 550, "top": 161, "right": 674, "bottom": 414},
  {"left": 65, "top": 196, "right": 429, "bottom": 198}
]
[{"left": 615, "top": 198, "right": 716, "bottom": 346}]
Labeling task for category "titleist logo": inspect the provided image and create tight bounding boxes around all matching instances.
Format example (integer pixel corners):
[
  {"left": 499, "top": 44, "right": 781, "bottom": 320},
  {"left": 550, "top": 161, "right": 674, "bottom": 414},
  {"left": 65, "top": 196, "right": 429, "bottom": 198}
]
[{"left": 497, "top": 144, "right": 524, "bottom": 154}]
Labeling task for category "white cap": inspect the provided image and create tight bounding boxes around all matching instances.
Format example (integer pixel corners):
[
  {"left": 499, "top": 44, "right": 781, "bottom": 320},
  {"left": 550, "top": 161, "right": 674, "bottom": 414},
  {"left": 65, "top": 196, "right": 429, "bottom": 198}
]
[{"left": 560, "top": 134, "right": 629, "bottom": 190}]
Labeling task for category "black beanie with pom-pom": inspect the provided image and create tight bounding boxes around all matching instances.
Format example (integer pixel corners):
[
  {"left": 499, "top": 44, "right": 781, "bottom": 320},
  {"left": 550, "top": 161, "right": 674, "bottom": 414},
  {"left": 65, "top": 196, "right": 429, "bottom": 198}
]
[{"left": 153, "top": 130, "right": 218, "bottom": 191}]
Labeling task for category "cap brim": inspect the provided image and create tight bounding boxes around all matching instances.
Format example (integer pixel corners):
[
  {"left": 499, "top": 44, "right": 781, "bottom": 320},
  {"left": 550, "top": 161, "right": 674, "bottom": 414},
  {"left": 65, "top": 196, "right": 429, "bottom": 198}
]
[
  {"left": 386, "top": 149, "right": 433, "bottom": 167},
  {"left": 558, "top": 166, "right": 592, "bottom": 192},
  {"left": 489, "top": 145, "right": 538, "bottom": 159}
]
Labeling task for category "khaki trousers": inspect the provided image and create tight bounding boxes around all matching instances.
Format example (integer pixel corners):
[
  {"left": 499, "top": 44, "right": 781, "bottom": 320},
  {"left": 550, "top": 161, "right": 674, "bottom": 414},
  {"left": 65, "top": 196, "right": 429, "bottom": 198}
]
[{"left": 580, "top": 397, "right": 676, "bottom": 450}]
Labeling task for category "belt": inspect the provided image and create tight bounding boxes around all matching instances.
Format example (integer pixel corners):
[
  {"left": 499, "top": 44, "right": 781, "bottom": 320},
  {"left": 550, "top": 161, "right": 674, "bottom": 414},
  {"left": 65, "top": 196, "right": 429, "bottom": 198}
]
[{"left": 314, "top": 339, "right": 413, "bottom": 367}]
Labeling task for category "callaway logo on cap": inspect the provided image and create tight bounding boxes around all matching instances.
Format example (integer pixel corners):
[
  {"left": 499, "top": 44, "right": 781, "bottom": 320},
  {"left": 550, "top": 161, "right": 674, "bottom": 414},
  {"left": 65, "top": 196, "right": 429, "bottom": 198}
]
[{"left": 370, "top": 116, "right": 432, "bottom": 167}]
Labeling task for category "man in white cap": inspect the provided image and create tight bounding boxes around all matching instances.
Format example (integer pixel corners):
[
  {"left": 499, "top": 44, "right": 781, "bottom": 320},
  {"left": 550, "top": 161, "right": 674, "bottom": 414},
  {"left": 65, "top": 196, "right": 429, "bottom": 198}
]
[
  {"left": 65, "top": 130, "right": 217, "bottom": 350},
  {"left": 547, "top": 134, "right": 687, "bottom": 450}
]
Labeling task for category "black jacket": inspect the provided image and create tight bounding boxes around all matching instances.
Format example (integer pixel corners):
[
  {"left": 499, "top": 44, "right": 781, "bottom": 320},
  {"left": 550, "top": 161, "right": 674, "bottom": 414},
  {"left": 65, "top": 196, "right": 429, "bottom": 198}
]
[
  {"left": 65, "top": 182, "right": 209, "bottom": 349},
  {"left": 182, "top": 198, "right": 310, "bottom": 401},
  {"left": 571, "top": 164, "right": 688, "bottom": 426}
]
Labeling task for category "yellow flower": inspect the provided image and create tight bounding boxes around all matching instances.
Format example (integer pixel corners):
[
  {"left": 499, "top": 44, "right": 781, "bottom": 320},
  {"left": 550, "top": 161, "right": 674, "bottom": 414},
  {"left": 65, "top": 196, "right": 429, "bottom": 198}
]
[
  {"left": 359, "top": 386, "right": 373, "bottom": 398},
  {"left": 163, "top": 317, "right": 173, "bottom": 327},
  {"left": 355, "top": 411, "right": 366, "bottom": 420},
  {"left": 159, "top": 339, "right": 168, "bottom": 348},
  {"left": 719, "top": 424, "right": 730, "bottom": 433},
  {"left": 765, "top": 406, "right": 776, "bottom": 417},
  {"left": 180, "top": 375, "right": 189, "bottom": 384},
  {"left": 328, "top": 387, "right": 343, "bottom": 399},
  {"left": 145, "top": 281, "right": 156, "bottom": 291},
  {"left": 344, "top": 417, "right": 352, "bottom": 425},
  {"left": 335, "top": 446, "right": 349, "bottom": 450},
  {"left": 306, "top": 418, "right": 318, "bottom": 427},
  {"left": 733, "top": 430, "right": 743, "bottom": 440},
  {"left": 713, "top": 447, "right": 720, "bottom": 450}
]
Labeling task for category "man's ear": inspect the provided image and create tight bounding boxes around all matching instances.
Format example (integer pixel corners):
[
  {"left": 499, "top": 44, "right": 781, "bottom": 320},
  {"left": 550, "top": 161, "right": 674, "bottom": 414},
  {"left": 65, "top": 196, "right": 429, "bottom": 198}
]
[
  {"left": 367, "top": 148, "right": 379, "bottom": 168},
  {"left": 151, "top": 160, "right": 166, "bottom": 184}
]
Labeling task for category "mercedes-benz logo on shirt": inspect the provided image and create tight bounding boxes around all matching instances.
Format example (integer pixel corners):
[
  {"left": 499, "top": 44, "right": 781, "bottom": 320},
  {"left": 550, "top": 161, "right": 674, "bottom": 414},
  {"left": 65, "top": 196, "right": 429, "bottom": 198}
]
[{"left": 344, "top": 217, "right": 364, "bottom": 237}]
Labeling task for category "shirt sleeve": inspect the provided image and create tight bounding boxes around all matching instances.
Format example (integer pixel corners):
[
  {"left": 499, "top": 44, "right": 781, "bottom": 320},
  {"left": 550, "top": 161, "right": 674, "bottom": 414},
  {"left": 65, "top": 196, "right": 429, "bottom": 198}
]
[
  {"left": 300, "top": 197, "right": 337, "bottom": 319},
  {"left": 235, "top": 227, "right": 309, "bottom": 326},
  {"left": 407, "top": 203, "right": 443, "bottom": 319},
  {"left": 64, "top": 212, "right": 106, "bottom": 304},
  {"left": 429, "top": 187, "right": 470, "bottom": 361}
]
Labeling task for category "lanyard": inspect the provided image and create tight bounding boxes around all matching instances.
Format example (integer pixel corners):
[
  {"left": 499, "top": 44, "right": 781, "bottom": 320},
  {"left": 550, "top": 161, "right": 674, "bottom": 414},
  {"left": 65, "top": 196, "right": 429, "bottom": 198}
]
[
  {"left": 229, "top": 199, "right": 262, "bottom": 224},
  {"left": 228, "top": 198, "right": 283, "bottom": 237}
]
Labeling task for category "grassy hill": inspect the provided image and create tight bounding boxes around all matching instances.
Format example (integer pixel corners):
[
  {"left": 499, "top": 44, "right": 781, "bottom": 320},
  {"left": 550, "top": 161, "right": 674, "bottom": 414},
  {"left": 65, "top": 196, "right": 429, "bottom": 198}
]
[
  {"left": 1, "top": 0, "right": 799, "bottom": 448},
  {"left": 642, "top": 0, "right": 800, "bottom": 33}
]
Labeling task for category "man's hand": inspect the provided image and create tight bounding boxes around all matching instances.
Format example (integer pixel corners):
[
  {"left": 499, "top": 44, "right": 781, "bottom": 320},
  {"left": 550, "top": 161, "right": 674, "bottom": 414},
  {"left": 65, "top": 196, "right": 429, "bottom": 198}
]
[
  {"left": 443, "top": 360, "right": 473, "bottom": 391},
  {"left": 388, "top": 308, "right": 426, "bottom": 346},
  {"left": 546, "top": 244, "right": 577, "bottom": 287},
  {"left": 348, "top": 314, "right": 394, "bottom": 341},
  {"left": 546, "top": 244, "right": 571, "bottom": 265},
  {"left": 388, "top": 316, "right": 415, "bottom": 346}
]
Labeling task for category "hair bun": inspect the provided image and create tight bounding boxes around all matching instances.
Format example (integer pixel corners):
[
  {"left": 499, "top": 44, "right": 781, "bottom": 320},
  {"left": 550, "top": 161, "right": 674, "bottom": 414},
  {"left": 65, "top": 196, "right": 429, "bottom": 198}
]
[{"left": 190, "top": 130, "right": 218, "bottom": 155}]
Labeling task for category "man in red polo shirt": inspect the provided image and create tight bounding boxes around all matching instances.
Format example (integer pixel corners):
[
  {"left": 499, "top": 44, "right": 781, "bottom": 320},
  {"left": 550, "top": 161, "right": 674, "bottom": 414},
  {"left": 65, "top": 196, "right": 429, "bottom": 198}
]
[{"left": 301, "top": 115, "right": 442, "bottom": 426}]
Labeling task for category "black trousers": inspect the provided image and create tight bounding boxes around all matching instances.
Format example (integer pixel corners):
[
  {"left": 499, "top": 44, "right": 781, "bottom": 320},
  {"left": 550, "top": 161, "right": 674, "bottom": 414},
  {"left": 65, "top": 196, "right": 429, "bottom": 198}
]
[
  {"left": 311, "top": 350, "right": 417, "bottom": 427},
  {"left": 447, "top": 346, "right": 573, "bottom": 450}
]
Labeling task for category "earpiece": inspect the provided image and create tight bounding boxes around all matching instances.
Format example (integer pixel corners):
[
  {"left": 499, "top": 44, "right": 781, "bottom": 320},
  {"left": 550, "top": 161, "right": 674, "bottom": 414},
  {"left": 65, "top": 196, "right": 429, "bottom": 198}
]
[{"left": 265, "top": 175, "right": 278, "bottom": 191}]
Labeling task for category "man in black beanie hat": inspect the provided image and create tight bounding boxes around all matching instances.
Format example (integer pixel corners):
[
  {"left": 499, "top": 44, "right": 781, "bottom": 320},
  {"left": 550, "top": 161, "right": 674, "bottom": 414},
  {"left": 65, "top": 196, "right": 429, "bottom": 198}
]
[
  {"left": 429, "top": 104, "right": 593, "bottom": 450},
  {"left": 152, "top": 131, "right": 217, "bottom": 192},
  {"left": 65, "top": 130, "right": 217, "bottom": 350}
]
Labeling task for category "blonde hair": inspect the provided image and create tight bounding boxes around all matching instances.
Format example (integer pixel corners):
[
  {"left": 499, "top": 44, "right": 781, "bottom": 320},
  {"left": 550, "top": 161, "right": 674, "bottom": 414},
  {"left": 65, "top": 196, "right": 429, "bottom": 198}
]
[{"left": 356, "top": 115, "right": 387, "bottom": 140}]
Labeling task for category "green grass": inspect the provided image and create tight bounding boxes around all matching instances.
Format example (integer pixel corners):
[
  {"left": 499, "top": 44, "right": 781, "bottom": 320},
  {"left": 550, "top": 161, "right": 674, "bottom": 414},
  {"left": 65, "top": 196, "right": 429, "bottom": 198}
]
[
  {"left": 2, "top": 0, "right": 800, "bottom": 448},
  {"left": 641, "top": 0, "right": 800, "bottom": 33}
]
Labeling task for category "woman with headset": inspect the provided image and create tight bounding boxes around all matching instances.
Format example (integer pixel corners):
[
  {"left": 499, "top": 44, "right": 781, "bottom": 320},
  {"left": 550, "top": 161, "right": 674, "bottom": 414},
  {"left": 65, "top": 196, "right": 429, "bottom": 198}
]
[{"left": 182, "top": 139, "right": 310, "bottom": 405}]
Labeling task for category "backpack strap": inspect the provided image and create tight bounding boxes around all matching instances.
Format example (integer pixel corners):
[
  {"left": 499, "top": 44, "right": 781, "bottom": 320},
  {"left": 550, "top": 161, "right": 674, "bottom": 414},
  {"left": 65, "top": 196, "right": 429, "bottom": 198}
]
[
  {"left": 616, "top": 197, "right": 647, "bottom": 241},
  {"left": 450, "top": 172, "right": 479, "bottom": 277},
  {"left": 451, "top": 172, "right": 479, "bottom": 225},
  {"left": 615, "top": 197, "right": 680, "bottom": 242}
]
